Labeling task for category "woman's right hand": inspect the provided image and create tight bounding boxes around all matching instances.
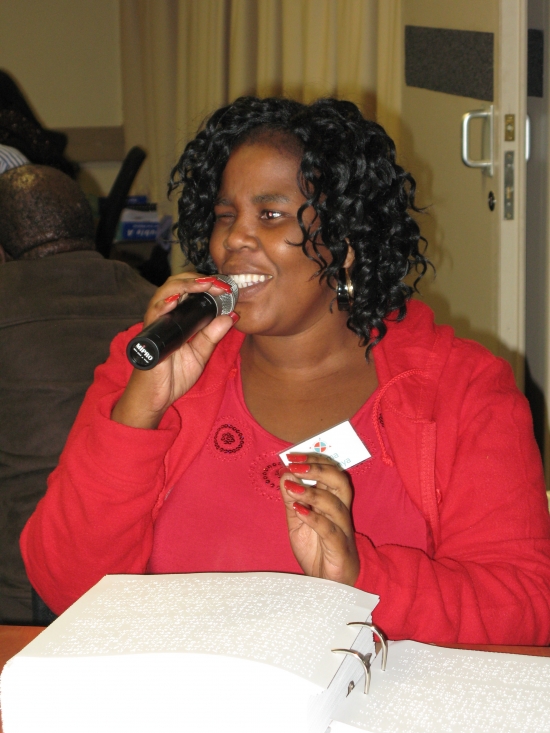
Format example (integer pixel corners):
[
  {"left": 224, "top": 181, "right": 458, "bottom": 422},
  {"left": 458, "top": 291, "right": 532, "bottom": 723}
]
[{"left": 111, "top": 274, "right": 238, "bottom": 429}]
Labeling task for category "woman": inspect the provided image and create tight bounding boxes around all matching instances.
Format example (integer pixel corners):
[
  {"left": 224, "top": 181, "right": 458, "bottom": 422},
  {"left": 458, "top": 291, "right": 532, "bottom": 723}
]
[{"left": 22, "top": 97, "right": 550, "bottom": 644}]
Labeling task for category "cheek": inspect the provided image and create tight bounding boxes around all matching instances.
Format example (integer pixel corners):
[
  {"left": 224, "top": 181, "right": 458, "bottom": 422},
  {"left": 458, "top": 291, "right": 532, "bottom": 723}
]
[
  {"left": 278, "top": 268, "right": 333, "bottom": 308},
  {"left": 294, "top": 250, "right": 331, "bottom": 286},
  {"left": 208, "top": 235, "right": 223, "bottom": 266}
]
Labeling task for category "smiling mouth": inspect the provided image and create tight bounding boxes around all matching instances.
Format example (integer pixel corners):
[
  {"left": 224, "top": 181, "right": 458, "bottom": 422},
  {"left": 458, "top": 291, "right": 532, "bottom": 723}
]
[{"left": 229, "top": 273, "right": 273, "bottom": 289}]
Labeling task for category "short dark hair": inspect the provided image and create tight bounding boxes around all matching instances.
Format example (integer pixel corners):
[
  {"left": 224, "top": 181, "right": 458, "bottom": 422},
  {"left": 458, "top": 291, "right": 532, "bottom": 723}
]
[
  {"left": 169, "top": 96, "right": 430, "bottom": 352},
  {"left": 0, "top": 164, "right": 94, "bottom": 259}
]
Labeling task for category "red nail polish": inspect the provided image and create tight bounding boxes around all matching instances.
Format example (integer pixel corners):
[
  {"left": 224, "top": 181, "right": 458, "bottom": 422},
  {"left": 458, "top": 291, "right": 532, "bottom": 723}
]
[
  {"left": 288, "top": 453, "right": 308, "bottom": 462},
  {"left": 284, "top": 479, "right": 305, "bottom": 494},
  {"left": 194, "top": 276, "right": 232, "bottom": 293},
  {"left": 164, "top": 293, "right": 180, "bottom": 303},
  {"left": 229, "top": 311, "right": 240, "bottom": 324},
  {"left": 213, "top": 279, "right": 233, "bottom": 293},
  {"left": 293, "top": 502, "right": 310, "bottom": 516},
  {"left": 288, "top": 464, "right": 311, "bottom": 474}
]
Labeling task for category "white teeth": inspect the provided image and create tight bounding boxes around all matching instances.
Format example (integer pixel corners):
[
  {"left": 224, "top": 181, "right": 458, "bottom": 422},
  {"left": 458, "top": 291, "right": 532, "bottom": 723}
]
[{"left": 229, "top": 273, "right": 271, "bottom": 289}]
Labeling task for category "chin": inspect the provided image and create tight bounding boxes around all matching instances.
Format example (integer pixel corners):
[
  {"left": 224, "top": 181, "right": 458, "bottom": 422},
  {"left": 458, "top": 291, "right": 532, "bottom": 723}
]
[
  {"left": 233, "top": 311, "right": 281, "bottom": 336},
  {"left": 235, "top": 321, "right": 274, "bottom": 336}
]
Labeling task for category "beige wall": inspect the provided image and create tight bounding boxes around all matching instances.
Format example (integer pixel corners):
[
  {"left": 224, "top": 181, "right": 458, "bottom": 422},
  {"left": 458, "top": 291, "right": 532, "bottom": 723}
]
[{"left": 0, "top": 0, "right": 122, "bottom": 195}]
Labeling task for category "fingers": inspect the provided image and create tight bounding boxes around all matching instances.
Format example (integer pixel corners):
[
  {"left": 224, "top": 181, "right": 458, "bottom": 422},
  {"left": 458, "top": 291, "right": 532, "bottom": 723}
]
[
  {"left": 287, "top": 452, "right": 340, "bottom": 466},
  {"left": 280, "top": 476, "right": 354, "bottom": 533},
  {"left": 281, "top": 475, "right": 359, "bottom": 586},
  {"left": 281, "top": 455, "right": 359, "bottom": 586},
  {"left": 280, "top": 456, "right": 355, "bottom": 550},
  {"left": 144, "top": 275, "right": 234, "bottom": 327},
  {"left": 285, "top": 489, "right": 348, "bottom": 542},
  {"left": 186, "top": 312, "right": 239, "bottom": 366},
  {"left": 285, "top": 457, "right": 353, "bottom": 509}
]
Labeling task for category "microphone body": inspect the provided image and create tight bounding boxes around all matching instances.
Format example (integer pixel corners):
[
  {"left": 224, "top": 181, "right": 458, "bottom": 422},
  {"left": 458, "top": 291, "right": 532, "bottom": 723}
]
[{"left": 127, "top": 275, "right": 238, "bottom": 370}]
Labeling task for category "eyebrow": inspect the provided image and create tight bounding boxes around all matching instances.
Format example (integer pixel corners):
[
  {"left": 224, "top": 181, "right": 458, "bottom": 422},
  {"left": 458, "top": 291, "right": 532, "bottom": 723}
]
[
  {"left": 215, "top": 193, "right": 291, "bottom": 206},
  {"left": 253, "top": 193, "right": 291, "bottom": 204}
]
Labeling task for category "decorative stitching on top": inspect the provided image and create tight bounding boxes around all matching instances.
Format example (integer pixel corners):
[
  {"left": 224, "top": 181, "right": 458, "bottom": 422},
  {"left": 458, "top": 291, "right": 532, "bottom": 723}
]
[
  {"left": 249, "top": 452, "right": 286, "bottom": 502},
  {"left": 213, "top": 423, "right": 245, "bottom": 454},
  {"left": 372, "top": 369, "right": 424, "bottom": 466},
  {"left": 206, "top": 414, "right": 250, "bottom": 461}
]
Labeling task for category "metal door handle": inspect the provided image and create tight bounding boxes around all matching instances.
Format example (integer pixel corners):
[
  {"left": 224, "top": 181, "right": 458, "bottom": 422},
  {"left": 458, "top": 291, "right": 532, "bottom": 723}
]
[
  {"left": 526, "top": 115, "right": 531, "bottom": 162},
  {"left": 461, "top": 105, "right": 494, "bottom": 176}
]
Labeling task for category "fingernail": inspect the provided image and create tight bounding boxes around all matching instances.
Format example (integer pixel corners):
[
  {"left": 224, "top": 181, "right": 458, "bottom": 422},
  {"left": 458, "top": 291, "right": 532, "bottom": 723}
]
[
  {"left": 288, "top": 464, "right": 311, "bottom": 474},
  {"left": 213, "top": 279, "right": 233, "bottom": 293},
  {"left": 164, "top": 293, "right": 180, "bottom": 303},
  {"left": 288, "top": 453, "right": 308, "bottom": 462},
  {"left": 229, "top": 311, "right": 240, "bottom": 324},
  {"left": 293, "top": 502, "right": 310, "bottom": 516},
  {"left": 194, "top": 276, "right": 232, "bottom": 293},
  {"left": 284, "top": 479, "right": 305, "bottom": 494}
]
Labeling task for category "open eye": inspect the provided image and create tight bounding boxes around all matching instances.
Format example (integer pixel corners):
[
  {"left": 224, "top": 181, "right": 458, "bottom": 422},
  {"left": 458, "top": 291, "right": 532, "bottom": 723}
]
[{"left": 261, "top": 210, "right": 283, "bottom": 220}]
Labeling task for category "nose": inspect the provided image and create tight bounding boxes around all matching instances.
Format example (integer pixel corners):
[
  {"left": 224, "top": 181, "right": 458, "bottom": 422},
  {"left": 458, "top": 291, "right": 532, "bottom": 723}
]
[{"left": 223, "top": 215, "right": 259, "bottom": 252}]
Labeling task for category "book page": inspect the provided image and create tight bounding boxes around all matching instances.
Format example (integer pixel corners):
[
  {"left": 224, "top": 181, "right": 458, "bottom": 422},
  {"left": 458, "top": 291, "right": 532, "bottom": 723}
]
[
  {"left": 18, "top": 573, "right": 378, "bottom": 688},
  {"left": 331, "top": 640, "right": 550, "bottom": 732}
]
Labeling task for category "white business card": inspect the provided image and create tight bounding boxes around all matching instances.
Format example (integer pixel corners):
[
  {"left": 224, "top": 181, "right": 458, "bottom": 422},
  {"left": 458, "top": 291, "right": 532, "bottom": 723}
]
[{"left": 279, "top": 420, "right": 371, "bottom": 473}]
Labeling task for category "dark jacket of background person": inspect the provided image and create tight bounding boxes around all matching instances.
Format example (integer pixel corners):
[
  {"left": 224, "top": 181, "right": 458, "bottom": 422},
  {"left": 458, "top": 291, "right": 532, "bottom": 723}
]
[{"left": 0, "top": 165, "right": 155, "bottom": 623}]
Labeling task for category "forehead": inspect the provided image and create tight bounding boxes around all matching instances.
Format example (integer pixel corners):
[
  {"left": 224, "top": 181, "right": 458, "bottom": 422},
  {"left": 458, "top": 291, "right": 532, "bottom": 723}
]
[
  {"left": 238, "top": 127, "right": 303, "bottom": 158},
  {"left": 219, "top": 142, "right": 303, "bottom": 196}
]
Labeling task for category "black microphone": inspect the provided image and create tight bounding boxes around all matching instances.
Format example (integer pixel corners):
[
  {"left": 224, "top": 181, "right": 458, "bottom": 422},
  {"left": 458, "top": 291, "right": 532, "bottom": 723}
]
[{"left": 126, "top": 275, "right": 238, "bottom": 370}]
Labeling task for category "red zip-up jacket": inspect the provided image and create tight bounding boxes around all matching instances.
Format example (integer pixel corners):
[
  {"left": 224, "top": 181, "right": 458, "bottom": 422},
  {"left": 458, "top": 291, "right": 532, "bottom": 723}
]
[{"left": 21, "top": 300, "right": 550, "bottom": 644}]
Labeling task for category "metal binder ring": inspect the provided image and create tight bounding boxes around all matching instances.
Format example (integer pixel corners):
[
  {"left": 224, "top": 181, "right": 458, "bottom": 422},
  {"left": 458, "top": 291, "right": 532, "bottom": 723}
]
[
  {"left": 331, "top": 649, "right": 372, "bottom": 694},
  {"left": 347, "top": 621, "right": 388, "bottom": 671}
]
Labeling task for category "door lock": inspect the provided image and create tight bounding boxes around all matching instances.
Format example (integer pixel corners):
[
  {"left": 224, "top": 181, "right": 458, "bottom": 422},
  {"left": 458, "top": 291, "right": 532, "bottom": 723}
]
[
  {"left": 504, "top": 114, "right": 515, "bottom": 141},
  {"left": 504, "top": 152, "right": 514, "bottom": 220}
]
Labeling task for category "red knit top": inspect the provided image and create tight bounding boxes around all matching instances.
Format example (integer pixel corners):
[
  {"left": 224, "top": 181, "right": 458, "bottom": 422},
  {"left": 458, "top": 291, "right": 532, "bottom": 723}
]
[{"left": 149, "top": 359, "right": 428, "bottom": 574}]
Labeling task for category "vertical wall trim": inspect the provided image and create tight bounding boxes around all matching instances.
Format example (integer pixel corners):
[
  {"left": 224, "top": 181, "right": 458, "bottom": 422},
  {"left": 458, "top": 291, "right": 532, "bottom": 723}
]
[
  {"left": 498, "top": 0, "right": 527, "bottom": 386},
  {"left": 541, "top": 2, "right": 550, "bottom": 490}
]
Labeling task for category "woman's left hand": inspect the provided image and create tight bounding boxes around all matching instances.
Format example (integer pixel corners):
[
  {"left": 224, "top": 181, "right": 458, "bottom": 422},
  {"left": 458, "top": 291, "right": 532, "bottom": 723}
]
[{"left": 280, "top": 454, "right": 360, "bottom": 586}]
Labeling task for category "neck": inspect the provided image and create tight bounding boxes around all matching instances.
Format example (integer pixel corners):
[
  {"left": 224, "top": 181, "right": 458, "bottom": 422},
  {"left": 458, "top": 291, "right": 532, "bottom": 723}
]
[
  {"left": 241, "top": 309, "right": 365, "bottom": 378},
  {"left": 16, "top": 239, "right": 94, "bottom": 260}
]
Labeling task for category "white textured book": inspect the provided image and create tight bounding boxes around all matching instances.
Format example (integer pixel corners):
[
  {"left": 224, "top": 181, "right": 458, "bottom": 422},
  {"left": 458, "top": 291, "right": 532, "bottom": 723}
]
[
  {"left": 0, "top": 573, "right": 379, "bottom": 733},
  {"left": 331, "top": 640, "right": 550, "bottom": 733}
]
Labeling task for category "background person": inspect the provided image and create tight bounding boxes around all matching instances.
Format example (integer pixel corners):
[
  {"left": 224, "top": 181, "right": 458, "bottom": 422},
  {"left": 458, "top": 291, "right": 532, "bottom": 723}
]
[
  {"left": 0, "top": 70, "right": 77, "bottom": 178},
  {"left": 22, "top": 98, "right": 550, "bottom": 644},
  {"left": 0, "top": 164, "right": 154, "bottom": 623},
  {"left": 0, "top": 143, "right": 29, "bottom": 174}
]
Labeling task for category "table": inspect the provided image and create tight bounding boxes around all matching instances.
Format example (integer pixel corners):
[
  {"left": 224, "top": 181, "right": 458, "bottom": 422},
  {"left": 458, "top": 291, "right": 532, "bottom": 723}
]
[
  {"left": 0, "top": 625, "right": 44, "bottom": 674},
  {"left": 1, "top": 626, "right": 549, "bottom": 733},
  {"left": 0, "top": 626, "right": 44, "bottom": 733}
]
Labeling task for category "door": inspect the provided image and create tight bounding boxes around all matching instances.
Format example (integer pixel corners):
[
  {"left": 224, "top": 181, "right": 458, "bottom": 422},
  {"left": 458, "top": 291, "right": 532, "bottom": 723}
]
[
  {"left": 399, "top": 0, "right": 527, "bottom": 383},
  {"left": 525, "top": 0, "right": 549, "bottom": 480}
]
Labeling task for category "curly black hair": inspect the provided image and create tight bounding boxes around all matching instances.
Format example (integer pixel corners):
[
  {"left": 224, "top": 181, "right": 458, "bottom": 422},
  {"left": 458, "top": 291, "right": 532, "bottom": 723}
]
[{"left": 169, "top": 96, "right": 429, "bottom": 353}]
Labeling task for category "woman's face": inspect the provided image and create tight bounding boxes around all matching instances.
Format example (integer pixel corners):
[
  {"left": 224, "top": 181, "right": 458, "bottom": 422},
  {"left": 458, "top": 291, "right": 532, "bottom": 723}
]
[{"left": 209, "top": 141, "right": 340, "bottom": 336}]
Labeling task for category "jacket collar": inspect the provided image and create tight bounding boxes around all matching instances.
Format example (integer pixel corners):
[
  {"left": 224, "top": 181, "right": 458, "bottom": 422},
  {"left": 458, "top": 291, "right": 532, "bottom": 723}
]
[{"left": 373, "top": 300, "right": 455, "bottom": 423}]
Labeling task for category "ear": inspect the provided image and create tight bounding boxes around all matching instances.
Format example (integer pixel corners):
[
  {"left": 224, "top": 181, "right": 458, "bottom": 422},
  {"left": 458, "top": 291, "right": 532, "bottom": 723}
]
[{"left": 343, "top": 240, "right": 355, "bottom": 269}]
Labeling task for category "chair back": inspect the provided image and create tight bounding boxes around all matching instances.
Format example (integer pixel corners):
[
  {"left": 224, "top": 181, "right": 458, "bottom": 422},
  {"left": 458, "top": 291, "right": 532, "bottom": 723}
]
[{"left": 95, "top": 145, "right": 146, "bottom": 258}]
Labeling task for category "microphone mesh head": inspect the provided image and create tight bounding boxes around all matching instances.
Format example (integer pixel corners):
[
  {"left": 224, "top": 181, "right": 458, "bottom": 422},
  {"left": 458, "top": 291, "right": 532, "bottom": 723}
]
[{"left": 213, "top": 274, "right": 238, "bottom": 314}]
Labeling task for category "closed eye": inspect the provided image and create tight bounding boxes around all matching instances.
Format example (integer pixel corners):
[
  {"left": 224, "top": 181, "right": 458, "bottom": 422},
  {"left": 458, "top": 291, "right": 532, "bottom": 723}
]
[{"left": 214, "top": 211, "right": 234, "bottom": 221}]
